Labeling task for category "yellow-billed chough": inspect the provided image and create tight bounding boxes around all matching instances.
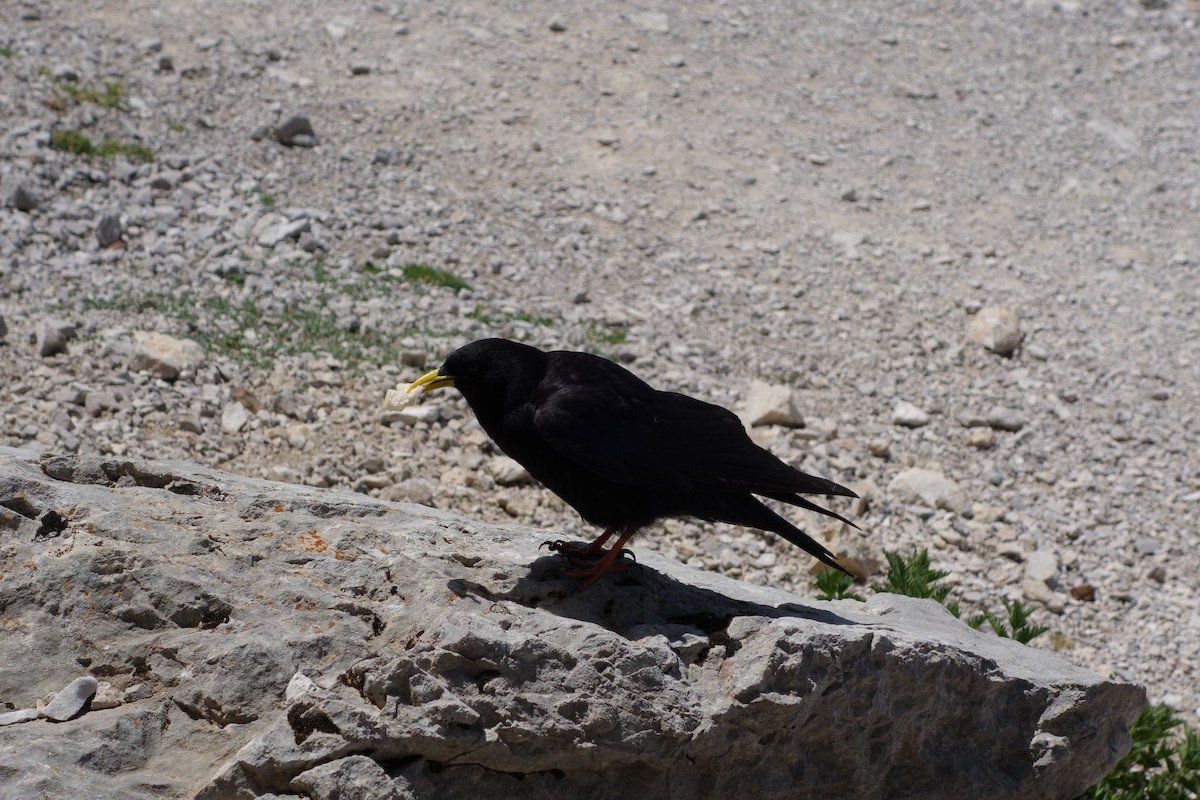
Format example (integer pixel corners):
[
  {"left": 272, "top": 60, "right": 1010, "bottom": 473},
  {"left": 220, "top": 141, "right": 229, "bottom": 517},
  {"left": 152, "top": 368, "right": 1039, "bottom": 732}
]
[{"left": 391, "top": 338, "right": 857, "bottom": 587}]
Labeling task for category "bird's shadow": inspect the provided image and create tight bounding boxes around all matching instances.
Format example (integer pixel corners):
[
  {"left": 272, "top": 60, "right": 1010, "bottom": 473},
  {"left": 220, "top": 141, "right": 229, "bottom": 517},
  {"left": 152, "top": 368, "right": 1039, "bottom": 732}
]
[{"left": 448, "top": 552, "right": 860, "bottom": 642}]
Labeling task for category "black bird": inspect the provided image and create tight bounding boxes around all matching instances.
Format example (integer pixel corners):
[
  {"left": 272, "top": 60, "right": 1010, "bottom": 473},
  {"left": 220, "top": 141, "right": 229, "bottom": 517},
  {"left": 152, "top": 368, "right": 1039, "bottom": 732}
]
[{"left": 393, "top": 338, "right": 858, "bottom": 588}]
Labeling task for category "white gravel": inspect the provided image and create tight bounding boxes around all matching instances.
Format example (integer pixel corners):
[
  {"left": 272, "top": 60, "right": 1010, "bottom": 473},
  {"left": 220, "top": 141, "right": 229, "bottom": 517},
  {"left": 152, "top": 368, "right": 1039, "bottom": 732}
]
[{"left": 1, "top": 0, "right": 1198, "bottom": 720}]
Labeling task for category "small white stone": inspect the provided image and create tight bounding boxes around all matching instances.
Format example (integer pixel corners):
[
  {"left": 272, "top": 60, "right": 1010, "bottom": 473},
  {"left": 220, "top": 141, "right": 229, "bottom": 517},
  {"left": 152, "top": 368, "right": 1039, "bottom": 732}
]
[
  {"left": 742, "top": 380, "right": 804, "bottom": 427},
  {"left": 128, "top": 331, "right": 205, "bottom": 380},
  {"left": 221, "top": 402, "right": 250, "bottom": 434},
  {"left": 1025, "top": 550, "right": 1060, "bottom": 585},
  {"left": 892, "top": 401, "right": 929, "bottom": 428},
  {"left": 889, "top": 468, "right": 968, "bottom": 513},
  {"left": 967, "top": 306, "right": 1021, "bottom": 356},
  {"left": 488, "top": 456, "right": 532, "bottom": 486}
]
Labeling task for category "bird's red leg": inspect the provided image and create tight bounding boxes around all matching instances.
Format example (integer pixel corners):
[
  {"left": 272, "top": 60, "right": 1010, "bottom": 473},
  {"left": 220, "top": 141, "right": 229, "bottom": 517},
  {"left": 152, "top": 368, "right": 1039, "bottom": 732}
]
[{"left": 563, "top": 527, "right": 639, "bottom": 589}]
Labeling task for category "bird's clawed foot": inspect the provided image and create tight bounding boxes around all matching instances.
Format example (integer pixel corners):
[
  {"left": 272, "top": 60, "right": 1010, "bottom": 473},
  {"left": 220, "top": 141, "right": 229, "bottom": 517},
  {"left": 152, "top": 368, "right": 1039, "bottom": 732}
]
[
  {"left": 541, "top": 538, "right": 600, "bottom": 559},
  {"left": 541, "top": 528, "right": 640, "bottom": 589},
  {"left": 541, "top": 537, "right": 635, "bottom": 563}
]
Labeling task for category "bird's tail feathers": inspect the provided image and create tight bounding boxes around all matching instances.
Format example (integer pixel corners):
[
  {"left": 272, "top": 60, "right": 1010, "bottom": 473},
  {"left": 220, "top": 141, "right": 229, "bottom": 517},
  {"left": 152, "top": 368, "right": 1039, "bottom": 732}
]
[
  {"left": 729, "top": 497, "right": 851, "bottom": 576},
  {"left": 765, "top": 492, "right": 860, "bottom": 531}
]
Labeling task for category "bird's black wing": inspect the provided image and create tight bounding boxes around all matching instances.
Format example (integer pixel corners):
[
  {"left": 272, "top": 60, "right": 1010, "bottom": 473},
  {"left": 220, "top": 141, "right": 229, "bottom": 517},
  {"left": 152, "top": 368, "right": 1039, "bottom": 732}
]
[
  {"left": 533, "top": 355, "right": 852, "bottom": 501},
  {"left": 531, "top": 354, "right": 693, "bottom": 492}
]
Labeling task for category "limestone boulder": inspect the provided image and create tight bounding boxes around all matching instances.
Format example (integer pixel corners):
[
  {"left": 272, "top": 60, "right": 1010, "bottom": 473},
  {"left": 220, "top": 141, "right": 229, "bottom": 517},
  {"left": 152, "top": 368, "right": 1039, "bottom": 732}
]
[{"left": 0, "top": 448, "right": 1143, "bottom": 800}]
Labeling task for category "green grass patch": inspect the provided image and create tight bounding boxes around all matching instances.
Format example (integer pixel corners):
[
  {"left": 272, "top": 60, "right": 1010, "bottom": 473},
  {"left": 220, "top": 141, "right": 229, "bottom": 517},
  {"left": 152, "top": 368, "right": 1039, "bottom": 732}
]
[
  {"left": 259, "top": 191, "right": 276, "bottom": 208},
  {"left": 588, "top": 322, "right": 627, "bottom": 347},
  {"left": 168, "top": 120, "right": 187, "bottom": 133},
  {"left": 581, "top": 323, "right": 630, "bottom": 360},
  {"left": 50, "top": 128, "right": 96, "bottom": 155},
  {"left": 0, "top": 46, "right": 14, "bottom": 58},
  {"left": 95, "top": 139, "right": 154, "bottom": 163},
  {"left": 400, "top": 264, "right": 471, "bottom": 292},
  {"left": 57, "top": 80, "right": 128, "bottom": 110},
  {"left": 50, "top": 128, "right": 153, "bottom": 162},
  {"left": 84, "top": 290, "right": 405, "bottom": 372}
]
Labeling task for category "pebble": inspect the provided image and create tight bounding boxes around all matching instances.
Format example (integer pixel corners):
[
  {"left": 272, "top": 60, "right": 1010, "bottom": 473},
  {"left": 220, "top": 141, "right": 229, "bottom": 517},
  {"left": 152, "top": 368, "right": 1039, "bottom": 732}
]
[
  {"left": 128, "top": 332, "right": 205, "bottom": 381},
  {"left": 6, "top": 180, "right": 41, "bottom": 211},
  {"left": 488, "top": 456, "right": 532, "bottom": 486},
  {"left": 37, "top": 322, "right": 69, "bottom": 358},
  {"left": 1025, "top": 550, "right": 1059, "bottom": 585},
  {"left": 383, "top": 404, "right": 441, "bottom": 427},
  {"left": 0, "top": 708, "right": 42, "bottom": 726},
  {"left": 892, "top": 401, "right": 930, "bottom": 428},
  {"left": 257, "top": 217, "right": 311, "bottom": 248},
  {"left": 274, "top": 113, "right": 318, "bottom": 147},
  {"left": 965, "top": 427, "right": 995, "bottom": 449},
  {"left": 52, "top": 63, "right": 80, "bottom": 82},
  {"left": 96, "top": 213, "right": 124, "bottom": 247},
  {"left": 1133, "top": 537, "right": 1160, "bottom": 556},
  {"left": 221, "top": 403, "right": 250, "bottom": 434},
  {"left": 1070, "top": 583, "right": 1096, "bottom": 602},
  {"left": 889, "top": 468, "right": 969, "bottom": 514},
  {"left": 742, "top": 380, "right": 804, "bottom": 427},
  {"left": 124, "top": 684, "right": 153, "bottom": 702},
  {"left": 967, "top": 306, "right": 1021, "bottom": 356},
  {"left": 91, "top": 681, "right": 122, "bottom": 710},
  {"left": 1022, "top": 578, "right": 1065, "bottom": 614},
  {"left": 986, "top": 407, "right": 1025, "bottom": 432},
  {"left": 42, "top": 676, "right": 99, "bottom": 722}
]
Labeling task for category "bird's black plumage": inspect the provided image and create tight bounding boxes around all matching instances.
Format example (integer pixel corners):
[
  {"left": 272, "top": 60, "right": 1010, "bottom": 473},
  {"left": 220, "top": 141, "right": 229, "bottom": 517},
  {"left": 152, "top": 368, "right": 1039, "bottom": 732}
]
[{"left": 418, "top": 338, "right": 857, "bottom": 586}]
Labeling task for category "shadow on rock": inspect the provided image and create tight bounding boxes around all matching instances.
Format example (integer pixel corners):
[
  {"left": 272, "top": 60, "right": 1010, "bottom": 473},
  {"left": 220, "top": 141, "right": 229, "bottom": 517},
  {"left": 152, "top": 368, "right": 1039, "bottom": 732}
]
[{"left": 448, "top": 551, "right": 860, "bottom": 639}]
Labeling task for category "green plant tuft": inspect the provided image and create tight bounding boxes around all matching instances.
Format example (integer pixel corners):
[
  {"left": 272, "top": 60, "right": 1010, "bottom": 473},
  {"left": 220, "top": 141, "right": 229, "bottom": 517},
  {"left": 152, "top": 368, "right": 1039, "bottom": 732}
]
[
  {"left": 50, "top": 129, "right": 153, "bottom": 162},
  {"left": 973, "top": 598, "right": 1052, "bottom": 644},
  {"left": 95, "top": 139, "right": 154, "bottom": 163},
  {"left": 50, "top": 128, "right": 95, "bottom": 155},
  {"left": 872, "top": 550, "right": 953, "bottom": 603},
  {"left": 401, "top": 264, "right": 471, "bottom": 292},
  {"left": 57, "top": 80, "right": 128, "bottom": 110},
  {"left": 814, "top": 569, "right": 863, "bottom": 601}
]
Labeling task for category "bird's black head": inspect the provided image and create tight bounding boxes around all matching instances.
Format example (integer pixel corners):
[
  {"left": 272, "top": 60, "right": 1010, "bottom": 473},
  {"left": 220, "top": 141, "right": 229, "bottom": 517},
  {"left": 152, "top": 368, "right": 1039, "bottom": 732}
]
[{"left": 433, "top": 338, "right": 549, "bottom": 419}]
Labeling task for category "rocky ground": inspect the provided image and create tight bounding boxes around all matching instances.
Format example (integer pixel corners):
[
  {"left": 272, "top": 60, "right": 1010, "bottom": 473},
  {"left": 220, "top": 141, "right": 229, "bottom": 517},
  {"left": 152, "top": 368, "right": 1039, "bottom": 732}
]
[{"left": 1, "top": 0, "right": 1198, "bottom": 722}]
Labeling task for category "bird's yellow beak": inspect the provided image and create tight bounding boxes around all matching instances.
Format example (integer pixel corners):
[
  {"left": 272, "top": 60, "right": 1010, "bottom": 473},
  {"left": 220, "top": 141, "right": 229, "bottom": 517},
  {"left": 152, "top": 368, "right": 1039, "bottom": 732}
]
[
  {"left": 382, "top": 369, "right": 455, "bottom": 411},
  {"left": 407, "top": 369, "right": 455, "bottom": 394}
]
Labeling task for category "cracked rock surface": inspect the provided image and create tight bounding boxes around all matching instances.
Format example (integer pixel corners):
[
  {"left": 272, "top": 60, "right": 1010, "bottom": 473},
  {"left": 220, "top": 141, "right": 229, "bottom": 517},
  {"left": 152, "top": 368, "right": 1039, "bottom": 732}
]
[{"left": 0, "top": 448, "right": 1143, "bottom": 799}]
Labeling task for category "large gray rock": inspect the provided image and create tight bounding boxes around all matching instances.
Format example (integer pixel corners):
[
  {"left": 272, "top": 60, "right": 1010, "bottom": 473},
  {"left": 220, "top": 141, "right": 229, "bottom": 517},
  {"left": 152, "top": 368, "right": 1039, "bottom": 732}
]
[{"left": 0, "top": 447, "right": 1143, "bottom": 800}]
